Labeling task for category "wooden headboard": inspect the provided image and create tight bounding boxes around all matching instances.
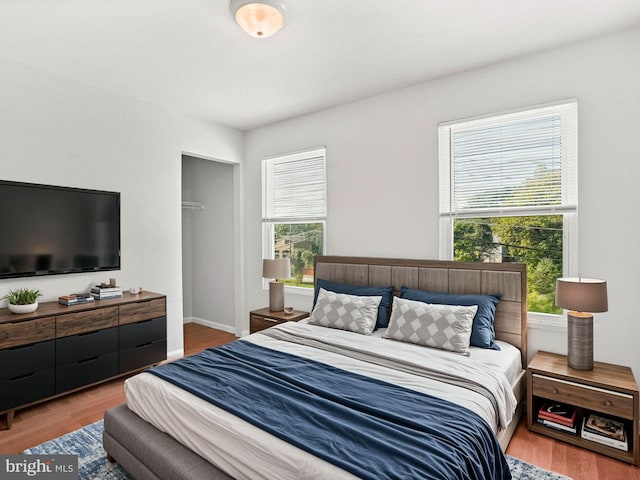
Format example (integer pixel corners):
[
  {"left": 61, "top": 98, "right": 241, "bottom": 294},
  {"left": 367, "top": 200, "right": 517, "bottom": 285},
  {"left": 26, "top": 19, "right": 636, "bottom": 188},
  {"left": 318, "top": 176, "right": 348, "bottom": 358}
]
[{"left": 314, "top": 256, "right": 528, "bottom": 366}]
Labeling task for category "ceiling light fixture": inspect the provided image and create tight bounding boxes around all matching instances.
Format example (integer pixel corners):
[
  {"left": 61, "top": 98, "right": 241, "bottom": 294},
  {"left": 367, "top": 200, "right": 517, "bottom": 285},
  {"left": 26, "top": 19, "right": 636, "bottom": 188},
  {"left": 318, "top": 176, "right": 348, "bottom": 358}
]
[{"left": 230, "top": 0, "right": 288, "bottom": 38}]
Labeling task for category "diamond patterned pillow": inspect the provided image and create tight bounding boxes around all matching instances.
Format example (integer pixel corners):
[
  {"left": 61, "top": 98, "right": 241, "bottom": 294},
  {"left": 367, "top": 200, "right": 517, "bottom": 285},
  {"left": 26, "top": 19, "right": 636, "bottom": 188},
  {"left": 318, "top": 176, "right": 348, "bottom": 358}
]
[
  {"left": 308, "top": 288, "right": 381, "bottom": 335},
  {"left": 383, "top": 297, "right": 477, "bottom": 354}
]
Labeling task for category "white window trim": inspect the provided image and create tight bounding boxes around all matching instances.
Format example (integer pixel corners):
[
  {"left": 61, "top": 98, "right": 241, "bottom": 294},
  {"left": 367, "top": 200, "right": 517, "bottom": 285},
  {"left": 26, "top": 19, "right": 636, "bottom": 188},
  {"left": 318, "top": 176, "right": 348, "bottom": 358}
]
[
  {"left": 527, "top": 312, "right": 568, "bottom": 331},
  {"left": 438, "top": 100, "right": 579, "bottom": 323},
  {"left": 285, "top": 284, "right": 316, "bottom": 297}
]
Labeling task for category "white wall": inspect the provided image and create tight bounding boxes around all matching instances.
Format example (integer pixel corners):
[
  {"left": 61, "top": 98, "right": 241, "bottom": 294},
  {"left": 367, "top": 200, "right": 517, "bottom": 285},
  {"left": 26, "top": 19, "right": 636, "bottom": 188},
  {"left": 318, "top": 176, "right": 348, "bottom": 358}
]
[
  {"left": 182, "top": 156, "right": 236, "bottom": 333},
  {"left": 244, "top": 27, "right": 640, "bottom": 378},
  {"left": 0, "top": 56, "right": 243, "bottom": 358}
]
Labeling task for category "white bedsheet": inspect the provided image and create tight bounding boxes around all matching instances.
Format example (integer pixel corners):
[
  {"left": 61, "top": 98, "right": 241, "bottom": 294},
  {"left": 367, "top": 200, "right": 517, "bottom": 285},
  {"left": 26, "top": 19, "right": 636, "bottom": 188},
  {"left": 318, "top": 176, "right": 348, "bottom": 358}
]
[
  {"left": 371, "top": 327, "right": 523, "bottom": 386},
  {"left": 125, "top": 322, "right": 520, "bottom": 480}
]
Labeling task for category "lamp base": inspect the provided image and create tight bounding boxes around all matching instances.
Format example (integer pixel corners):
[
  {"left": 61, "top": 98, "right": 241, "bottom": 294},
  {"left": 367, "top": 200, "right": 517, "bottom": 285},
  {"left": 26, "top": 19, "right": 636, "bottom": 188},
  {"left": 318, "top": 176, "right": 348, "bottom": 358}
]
[
  {"left": 567, "top": 311, "right": 593, "bottom": 370},
  {"left": 269, "top": 281, "right": 285, "bottom": 312}
]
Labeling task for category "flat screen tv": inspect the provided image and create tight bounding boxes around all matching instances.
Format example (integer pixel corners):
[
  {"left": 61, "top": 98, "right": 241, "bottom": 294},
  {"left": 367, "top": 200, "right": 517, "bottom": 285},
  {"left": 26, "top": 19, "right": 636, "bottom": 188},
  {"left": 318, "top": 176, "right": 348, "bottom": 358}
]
[{"left": 0, "top": 180, "right": 120, "bottom": 279}]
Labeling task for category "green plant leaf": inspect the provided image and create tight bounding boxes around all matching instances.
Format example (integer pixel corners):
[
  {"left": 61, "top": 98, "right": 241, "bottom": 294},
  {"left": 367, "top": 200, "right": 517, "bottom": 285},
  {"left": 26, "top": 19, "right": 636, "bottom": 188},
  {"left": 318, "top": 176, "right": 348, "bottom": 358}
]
[{"left": 2, "top": 288, "right": 42, "bottom": 305}]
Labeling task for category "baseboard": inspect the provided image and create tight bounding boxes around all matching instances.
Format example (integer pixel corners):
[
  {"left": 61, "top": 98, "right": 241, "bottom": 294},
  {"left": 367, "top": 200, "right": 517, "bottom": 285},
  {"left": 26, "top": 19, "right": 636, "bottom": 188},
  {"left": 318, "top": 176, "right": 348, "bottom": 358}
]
[
  {"left": 167, "top": 348, "right": 184, "bottom": 359},
  {"left": 187, "top": 316, "right": 236, "bottom": 335}
]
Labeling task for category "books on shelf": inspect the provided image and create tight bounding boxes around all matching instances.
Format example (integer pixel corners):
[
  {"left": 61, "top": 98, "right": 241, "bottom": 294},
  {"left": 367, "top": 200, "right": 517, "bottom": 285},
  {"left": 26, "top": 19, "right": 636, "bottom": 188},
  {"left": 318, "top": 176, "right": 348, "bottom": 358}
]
[
  {"left": 58, "top": 294, "right": 95, "bottom": 306},
  {"left": 538, "top": 401, "right": 576, "bottom": 427},
  {"left": 583, "top": 413, "right": 626, "bottom": 440},
  {"left": 536, "top": 417, "right": 577, "bottom": 434},
  {"left": 90, "top": 292, "right": 123, "bottom": 300},
  {"left": 92, "top": 286, "right": 122, "bottom": 293},
  {"left": 581, "top": 415, "right": 628, "bottom": 451},
  {"left": 91, "top": 285, "right": 123, "bottom": 299}
]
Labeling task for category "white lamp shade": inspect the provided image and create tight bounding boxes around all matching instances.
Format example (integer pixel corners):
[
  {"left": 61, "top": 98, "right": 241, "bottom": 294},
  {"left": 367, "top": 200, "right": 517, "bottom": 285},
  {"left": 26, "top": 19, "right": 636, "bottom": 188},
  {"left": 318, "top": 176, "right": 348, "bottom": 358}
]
[
  {"left": 262, "top": 258, "right": 291, "bottom": 280},
  {"left": 555, "top": 277, "right": 608, "bottom": 313},
  {"left": 230, "top": 0, "right": 288, "bottom": 38}
]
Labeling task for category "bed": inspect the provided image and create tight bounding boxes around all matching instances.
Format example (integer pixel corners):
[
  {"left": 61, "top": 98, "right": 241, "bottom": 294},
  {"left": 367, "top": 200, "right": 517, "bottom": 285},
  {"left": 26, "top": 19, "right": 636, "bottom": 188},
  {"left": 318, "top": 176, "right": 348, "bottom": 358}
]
[{"left": 103, "top": 256, "right": 528, "bottom": 480}]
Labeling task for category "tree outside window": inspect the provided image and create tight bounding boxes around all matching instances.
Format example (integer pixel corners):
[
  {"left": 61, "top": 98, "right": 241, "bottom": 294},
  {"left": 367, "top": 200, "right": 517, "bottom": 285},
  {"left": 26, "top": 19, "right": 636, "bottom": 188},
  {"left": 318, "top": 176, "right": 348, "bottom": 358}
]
[
  {"left": 273, "top": 223, "right": 323, "bottom": 288},
  {"left": 454, "top": 215, "right": 562, "bottom": 314}
]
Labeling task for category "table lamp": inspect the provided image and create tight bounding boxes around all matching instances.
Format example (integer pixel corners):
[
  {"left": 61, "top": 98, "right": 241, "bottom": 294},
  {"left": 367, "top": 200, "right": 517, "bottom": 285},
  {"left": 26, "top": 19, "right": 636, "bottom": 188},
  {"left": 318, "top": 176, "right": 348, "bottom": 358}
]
[
  {"left": 555, "top": 277, "right": 608, "bottom": 370},
  {"left": 263, "top": 258, "right": 291, "bottom": 312}
]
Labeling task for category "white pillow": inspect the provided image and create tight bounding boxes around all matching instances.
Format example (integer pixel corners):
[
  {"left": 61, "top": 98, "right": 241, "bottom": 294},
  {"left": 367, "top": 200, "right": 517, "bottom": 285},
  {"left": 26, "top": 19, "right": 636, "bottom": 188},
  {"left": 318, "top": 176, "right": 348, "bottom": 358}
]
[
  {"left": 384, "top": 297, "right": 477, "bottom": 355},
  {"left": 307, "top": 288, "right": 381, "bottom": 335}
]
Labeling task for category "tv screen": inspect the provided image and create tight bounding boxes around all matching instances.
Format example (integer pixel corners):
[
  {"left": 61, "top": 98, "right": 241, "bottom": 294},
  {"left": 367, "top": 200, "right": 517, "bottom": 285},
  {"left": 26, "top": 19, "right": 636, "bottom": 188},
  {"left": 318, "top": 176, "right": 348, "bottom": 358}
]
[{"left": 0, "top": 180, "right": 120, "bottom": 279}]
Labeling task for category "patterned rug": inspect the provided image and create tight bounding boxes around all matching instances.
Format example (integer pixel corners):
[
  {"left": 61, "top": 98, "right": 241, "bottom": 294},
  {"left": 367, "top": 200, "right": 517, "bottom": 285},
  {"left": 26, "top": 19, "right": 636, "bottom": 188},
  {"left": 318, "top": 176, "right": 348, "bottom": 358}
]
[{"left": 24, "top": 420, "right": 572, "bottom": 479}]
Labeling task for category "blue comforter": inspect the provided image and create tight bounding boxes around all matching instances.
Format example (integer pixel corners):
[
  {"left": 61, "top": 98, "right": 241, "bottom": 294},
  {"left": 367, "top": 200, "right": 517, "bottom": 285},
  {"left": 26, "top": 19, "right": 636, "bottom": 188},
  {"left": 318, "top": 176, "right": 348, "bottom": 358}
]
[{"left": 149, "top": 340, "right": 511, "bottom": 480}]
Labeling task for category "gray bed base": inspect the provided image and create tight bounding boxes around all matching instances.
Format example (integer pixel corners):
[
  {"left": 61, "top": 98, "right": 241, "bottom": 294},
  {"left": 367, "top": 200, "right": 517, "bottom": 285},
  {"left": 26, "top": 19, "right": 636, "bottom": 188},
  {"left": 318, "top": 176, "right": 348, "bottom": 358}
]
[
  {"left": 104, "top": 396, "right": 525, "bottom": 480},
  {"left": 104, "top": 403, "right": 233, "bottom": 480}
]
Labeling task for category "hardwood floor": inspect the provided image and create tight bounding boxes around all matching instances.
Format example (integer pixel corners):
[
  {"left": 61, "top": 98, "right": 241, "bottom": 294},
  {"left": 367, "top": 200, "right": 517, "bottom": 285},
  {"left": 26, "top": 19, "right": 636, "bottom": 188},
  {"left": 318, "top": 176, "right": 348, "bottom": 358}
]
[
  {"left": 506, "top": 417, "right": 640, "bottom": 479},
  {"left": 1, "top": 323, "right": 638, "bottom": 480},
  {"left": 181, "top": 322, "right": 236, "bottom": 357}
]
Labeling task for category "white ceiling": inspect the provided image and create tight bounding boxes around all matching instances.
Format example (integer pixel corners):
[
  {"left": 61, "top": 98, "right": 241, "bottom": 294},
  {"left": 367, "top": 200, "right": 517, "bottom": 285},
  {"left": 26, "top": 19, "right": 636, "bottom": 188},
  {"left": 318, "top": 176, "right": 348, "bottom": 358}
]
[{"left": 1, "top": 0, "right": 639, "bottom": 131}]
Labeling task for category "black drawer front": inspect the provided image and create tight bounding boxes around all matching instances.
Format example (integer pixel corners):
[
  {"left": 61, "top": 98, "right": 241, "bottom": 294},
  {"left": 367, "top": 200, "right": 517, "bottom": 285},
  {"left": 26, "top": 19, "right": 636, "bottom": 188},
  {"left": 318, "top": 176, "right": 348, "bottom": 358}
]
[
  {"left": 0, "top": 368, "right": 55, "bottom": 411},
  {"left": 119, "top": 338, "right": 166, "bottom": 373},
  {"left": 0, "top": 340, "right": 54, "bottom": 380},
  {"left": 55, "top": 351, "right": 118, "bottom": 393},
  {"left": 119, "top": 317, "right": 166, "bottom": 350},
  {"left": 56, "top": 326, "right": 118, "bottom": 366}
]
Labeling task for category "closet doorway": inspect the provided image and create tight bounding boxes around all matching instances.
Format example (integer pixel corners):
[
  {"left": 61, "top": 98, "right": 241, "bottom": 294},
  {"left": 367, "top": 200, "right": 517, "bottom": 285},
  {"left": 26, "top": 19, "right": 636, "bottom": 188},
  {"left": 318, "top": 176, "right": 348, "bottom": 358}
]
[{"left": 181, "top": 154, "right": 236, "bottom": 334}]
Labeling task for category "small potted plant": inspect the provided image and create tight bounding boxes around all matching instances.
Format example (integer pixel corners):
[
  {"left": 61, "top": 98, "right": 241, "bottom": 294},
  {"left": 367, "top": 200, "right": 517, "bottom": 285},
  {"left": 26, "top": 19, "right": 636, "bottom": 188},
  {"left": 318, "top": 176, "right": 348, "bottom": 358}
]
[{"left": 2, "top": 288, "right": 42, "bottom": 314}]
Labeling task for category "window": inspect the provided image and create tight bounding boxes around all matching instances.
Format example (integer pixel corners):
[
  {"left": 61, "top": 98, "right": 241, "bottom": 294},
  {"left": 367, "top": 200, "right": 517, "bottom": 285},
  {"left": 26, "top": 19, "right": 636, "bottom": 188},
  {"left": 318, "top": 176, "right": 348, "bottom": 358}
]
[
  {"left": 262, "top": 147, "right": 326, "bottom": 289},
  {"left": 438, "top": 101, "right": 577, "bottom": 316}
]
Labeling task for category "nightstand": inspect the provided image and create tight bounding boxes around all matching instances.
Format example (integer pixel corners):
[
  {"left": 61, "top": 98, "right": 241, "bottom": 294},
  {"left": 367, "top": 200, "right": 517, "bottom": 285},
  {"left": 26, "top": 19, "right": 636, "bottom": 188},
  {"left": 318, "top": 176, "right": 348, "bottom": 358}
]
[
  {"left": 249, "top": 307, "right": 309, "bottom": 334},
  {"left": 527, "top": 351, "right": 639, "bottom": 465}
]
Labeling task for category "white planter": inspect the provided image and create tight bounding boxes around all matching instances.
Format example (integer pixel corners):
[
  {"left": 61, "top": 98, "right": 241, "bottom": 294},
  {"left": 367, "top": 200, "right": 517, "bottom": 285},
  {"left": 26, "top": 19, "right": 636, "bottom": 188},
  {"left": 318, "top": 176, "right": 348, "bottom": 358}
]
[{"left": 8, "top": 302, "right": 38, "bottom": 314}]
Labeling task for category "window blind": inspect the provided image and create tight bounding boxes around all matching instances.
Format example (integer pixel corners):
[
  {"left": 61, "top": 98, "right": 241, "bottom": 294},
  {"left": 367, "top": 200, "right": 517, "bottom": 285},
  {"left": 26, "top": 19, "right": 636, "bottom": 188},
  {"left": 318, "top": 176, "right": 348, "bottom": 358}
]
[
  {"left": 263, "top": 147, "right": 326, "bottom": 222},
  {"left": 439, "top": 101, "right": 577, "bottom": 217}
]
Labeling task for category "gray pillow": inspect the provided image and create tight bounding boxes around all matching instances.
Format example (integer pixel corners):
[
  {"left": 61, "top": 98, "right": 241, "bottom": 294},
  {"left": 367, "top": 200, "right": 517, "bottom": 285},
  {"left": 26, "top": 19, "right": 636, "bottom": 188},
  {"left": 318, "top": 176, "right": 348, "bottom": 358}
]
[
  {"left": 308, "top": 288, "right": 381, "bottom": 335},
  {"left": 383, "top": 297, "right": 477, "bottom": 355}
]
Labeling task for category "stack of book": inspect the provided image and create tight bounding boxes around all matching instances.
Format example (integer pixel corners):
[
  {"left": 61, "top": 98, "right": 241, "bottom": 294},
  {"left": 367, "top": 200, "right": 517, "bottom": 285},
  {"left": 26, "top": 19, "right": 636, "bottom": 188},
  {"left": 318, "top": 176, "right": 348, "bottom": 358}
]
[
  {"left": 581, "top": 413, "right": 628, "bottom": 451},
  {"left": 59, "top": 293, "right": 95, "bottom": 306},
  {"left": 91, "top": 284, "right": 123, "bottom": 300},
  {"left": 536, "top": 401, "right": 577, "bottom": 434}
]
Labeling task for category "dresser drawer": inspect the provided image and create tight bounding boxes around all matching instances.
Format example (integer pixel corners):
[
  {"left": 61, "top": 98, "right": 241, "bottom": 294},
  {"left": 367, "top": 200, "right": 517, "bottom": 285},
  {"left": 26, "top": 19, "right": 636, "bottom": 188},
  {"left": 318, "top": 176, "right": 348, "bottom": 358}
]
[
  {"left": 119, "top": 299, "right": 166, "bottom": 326},
  {"left": 56, "top": 307, "right": 118, "bottom": 337},
  {"left": 56, "top": 351, "right": 118, "bottom": 393},
  {"left": 0, "top": 368, "right": 55, "bottom": 411},
  {"left": 0, "top": 340, "right": 54, "bottom": 380},
  {"left": 119, "top": 317, "right": 166, "bottom": 350},
  {"left": 56, "top": 326, "right": 118, "bottom": 366},
  {"left": 119, "top": 338, "right": 166, "bottom": 373},
  {"left": 0, "top": 317, "right": 55, "bottom": 349},
  {"left": 532, "top": 374, "right": 634, "bottom": 419}
]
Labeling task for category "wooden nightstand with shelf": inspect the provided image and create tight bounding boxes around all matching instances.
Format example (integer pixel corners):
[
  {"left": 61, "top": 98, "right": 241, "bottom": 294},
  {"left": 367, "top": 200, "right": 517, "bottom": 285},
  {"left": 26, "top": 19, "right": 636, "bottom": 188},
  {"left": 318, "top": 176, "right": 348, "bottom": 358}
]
[
  {"left": 527, "top": 351, "right": 639, "bottom": 465},
  {"left": 249, "top": 308, "right": 309, "bottom": 334}
]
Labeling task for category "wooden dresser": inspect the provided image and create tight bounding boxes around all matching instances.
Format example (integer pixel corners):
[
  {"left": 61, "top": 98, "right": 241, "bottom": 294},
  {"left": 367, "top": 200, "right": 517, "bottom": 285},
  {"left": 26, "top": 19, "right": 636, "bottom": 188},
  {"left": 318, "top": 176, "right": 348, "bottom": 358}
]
[{"left": 0, "top": 291, "right": 166, "bottom": 429}]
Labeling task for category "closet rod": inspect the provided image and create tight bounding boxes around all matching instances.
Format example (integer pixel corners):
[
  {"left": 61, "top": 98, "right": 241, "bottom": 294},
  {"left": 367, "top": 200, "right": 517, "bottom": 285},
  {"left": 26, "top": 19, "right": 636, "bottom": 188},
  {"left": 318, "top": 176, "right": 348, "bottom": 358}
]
[{"left": 181, "top": 201, "right": 205, "bottom": 211}]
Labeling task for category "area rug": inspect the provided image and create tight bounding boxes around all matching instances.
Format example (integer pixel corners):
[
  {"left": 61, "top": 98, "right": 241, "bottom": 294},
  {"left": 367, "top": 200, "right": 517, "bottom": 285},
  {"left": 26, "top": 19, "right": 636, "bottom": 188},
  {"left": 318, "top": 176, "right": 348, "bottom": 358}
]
[{"left": 24, "top": 420, "right": 572, "bottom": 480}]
